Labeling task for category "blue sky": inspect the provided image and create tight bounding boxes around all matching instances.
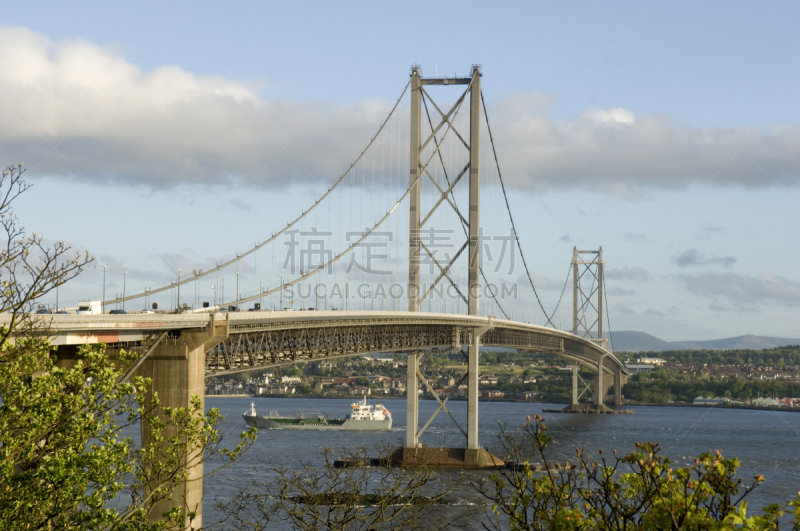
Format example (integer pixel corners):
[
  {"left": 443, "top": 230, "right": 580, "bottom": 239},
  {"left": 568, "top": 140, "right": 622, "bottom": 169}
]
[{"left": 3, "top": 1, "right": 800, "bottom": 342}]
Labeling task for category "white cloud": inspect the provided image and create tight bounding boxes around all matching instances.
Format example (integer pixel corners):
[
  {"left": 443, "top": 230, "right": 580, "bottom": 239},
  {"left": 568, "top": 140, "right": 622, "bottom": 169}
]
[
  {"left": 2, "top": 27, "right": 800, "bottom": 196},
  {"left": 0, "top": 27, "right": 389, "bottom": 189},
  {"left": 581, "top": 108, "right": 635, "bottom": 125},
  {"left": 677, "top": 272, "right": 800, "bottom": 305},
  {"left": 496, "top": 107, "right": 800, "bottom": 197},
  {"left": 671, "top": 248, "right": 736, "bottom": 268}
]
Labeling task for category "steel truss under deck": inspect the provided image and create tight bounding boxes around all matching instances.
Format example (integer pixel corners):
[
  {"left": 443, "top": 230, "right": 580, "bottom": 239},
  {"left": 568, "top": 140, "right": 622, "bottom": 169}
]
[{"left": 205, "top": 319, "right": 625, "bottom": 377}]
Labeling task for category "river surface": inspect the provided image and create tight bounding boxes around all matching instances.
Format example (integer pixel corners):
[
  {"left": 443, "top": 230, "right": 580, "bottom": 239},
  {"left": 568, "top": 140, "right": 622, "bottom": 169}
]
[{"left": 203, "top": 396, "right": 800, "bottom": 526}]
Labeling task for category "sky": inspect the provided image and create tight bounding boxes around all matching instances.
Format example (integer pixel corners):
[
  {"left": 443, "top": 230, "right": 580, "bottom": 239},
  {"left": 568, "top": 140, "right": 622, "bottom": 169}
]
[{"left": 2, "top": 1, "right": 800, "bottom": 342}]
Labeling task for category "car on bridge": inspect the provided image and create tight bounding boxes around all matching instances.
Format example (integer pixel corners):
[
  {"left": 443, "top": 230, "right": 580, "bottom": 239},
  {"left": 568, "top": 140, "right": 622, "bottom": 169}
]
[{"left": 109, "top": 309, "right": 127, "bottom": 315}]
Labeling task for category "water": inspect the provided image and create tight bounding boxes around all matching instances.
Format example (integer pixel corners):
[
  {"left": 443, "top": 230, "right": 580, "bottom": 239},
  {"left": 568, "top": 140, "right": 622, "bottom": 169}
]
[{"left": 203, "top": 397, "right": 800, "bottom": 525}]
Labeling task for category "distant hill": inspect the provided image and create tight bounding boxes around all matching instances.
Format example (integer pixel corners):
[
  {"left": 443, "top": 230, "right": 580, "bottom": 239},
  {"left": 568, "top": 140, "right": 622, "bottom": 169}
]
[{"left": 609, "top": 331, "right": 800, "bottom": 353}]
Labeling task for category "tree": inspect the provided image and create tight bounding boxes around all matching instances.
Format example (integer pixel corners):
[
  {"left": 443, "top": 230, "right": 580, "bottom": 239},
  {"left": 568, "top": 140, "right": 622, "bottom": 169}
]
[
  {"left": 475, "top": 415, "right": 800, "bottom": 530},
  {"left": 0, "top": 164, "right": 256, "bottom": 529},
  {"left": 0, "top": 164, "right": 90, "bottom": 338}
]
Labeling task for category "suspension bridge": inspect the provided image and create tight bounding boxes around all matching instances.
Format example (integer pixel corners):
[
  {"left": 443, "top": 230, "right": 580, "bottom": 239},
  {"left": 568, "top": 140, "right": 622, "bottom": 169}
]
[{"left": 26, "top": 65, "right": 630, "bottom": 527}]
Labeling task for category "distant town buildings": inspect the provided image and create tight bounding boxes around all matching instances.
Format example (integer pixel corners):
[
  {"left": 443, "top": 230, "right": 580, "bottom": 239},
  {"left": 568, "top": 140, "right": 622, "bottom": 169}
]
[
  {"left": 636, "top": 357, "right": 666, "bottom": 365},
  {"left": 203, "top": 351, "right": 800, "bottom": 411},
  {"left": 624, "top": 363, "right": 655, "bottom": 374},
  {"left": 693, "top": 396, "right": 727, "bottom": 406},
  {"left": 693, "top": 395, "right": 798, "bottom": 407}
]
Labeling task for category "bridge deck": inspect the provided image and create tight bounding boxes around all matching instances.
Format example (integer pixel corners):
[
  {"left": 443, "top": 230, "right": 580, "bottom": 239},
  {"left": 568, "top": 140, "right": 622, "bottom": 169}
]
[{"left": 5, "top": 311, "right": 627, "bottom": 376}]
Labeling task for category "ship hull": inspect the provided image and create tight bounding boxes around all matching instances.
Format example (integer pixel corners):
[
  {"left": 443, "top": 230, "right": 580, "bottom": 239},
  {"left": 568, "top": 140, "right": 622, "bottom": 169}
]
[{"left": 243, "top": 415, "right": 392, "bottom": 431}]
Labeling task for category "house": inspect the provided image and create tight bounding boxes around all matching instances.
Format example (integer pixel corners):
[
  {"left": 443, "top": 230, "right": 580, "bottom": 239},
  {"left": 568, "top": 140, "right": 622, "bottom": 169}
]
[
  {"left": 624, "top": 364, "right": 655, "bottom": 374},
  {"left": 752, "top": 397, "right": 780, "bottom": 406},
  {"left": 693, "top": 396, "right": 726, "bottom": 405},
  {"left": 481, "top": 390, "right": 504, "bottom": 399},
  {"left": 636, "top": 357, "right": 666, "bottom": 366}
]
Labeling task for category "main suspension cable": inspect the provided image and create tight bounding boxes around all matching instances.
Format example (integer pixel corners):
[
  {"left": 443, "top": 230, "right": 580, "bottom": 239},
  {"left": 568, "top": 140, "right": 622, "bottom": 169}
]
[
  {"left": 202, "top": 79, "right": 473, "bottom": 312},
  {"left": 481, "top": 92, "right": 555, "bottom": 327},
  {"left": 547, "top": 264, "right": 572, "bottom": 327},
  {"left": 104, "top": 78, "right": 412, "bottom": 307},
  {"left": 603, "top": 277, "right": 614, "bottom": 352}
]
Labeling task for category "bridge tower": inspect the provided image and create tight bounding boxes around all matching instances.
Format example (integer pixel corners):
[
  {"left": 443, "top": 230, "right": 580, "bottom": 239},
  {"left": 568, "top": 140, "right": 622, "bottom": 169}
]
[
  {"left": 401, "top": 65, "right": 500, "bottom": 467},
  {"left": 572, "top": 246, "right": 605, "bottom": 344},
  {"left": 567, "top": 247, "right": 623, "bottom": 410}
]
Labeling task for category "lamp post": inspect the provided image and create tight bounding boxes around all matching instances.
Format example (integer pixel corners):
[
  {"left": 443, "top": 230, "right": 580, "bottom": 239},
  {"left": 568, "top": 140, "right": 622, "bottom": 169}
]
[
  {"left": 123, "top": 271, "right": 128, "bottom": 311},
  {"left": 211, "top": 285, "right": 216, "bottom": 308},
  {"left": 101, "top": 265, "right": 106, "bottom": 313},
  {"left": 236, "top": 270, "right": 240, "bottom": 304},
  {"left": 280, "top": 275, "right": 284, "bottom": 309},
  {"left": 177, "top": 269, "right": 181, "bottom": 310},
  {"left": 221, "top": 277, "right": 225, "bottom": 305},
  {"left": 193, "top": 269, "right": 200, "bottom": 308}
]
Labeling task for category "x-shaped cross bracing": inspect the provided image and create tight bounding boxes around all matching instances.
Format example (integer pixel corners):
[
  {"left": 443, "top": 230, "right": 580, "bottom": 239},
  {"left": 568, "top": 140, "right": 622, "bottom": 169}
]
[{"left": 412, "top": 351, "right": 469, "bottom": 442}]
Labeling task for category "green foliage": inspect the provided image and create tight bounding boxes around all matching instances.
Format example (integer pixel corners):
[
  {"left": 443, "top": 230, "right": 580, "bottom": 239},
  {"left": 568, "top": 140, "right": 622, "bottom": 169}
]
[
  {"left": 619, "top": 345, "right": 800, "bottom": 367},
  {"left": 477, "top": 415, "right": 800, "bottom": 530},
  {"left": 624, "top": 368, "right": 800, "bottom": 403},
  {"left": 0, "top": 163, "right": 256, "bottom": 529},
  {"left": 0, "top": 335, "right": 256, "bottom": 530}
]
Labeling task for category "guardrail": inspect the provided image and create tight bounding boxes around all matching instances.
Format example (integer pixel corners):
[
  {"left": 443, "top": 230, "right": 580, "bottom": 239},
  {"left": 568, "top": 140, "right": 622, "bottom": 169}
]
[{"left": 0, "top": 314, "right": 212, "bottom": 328}]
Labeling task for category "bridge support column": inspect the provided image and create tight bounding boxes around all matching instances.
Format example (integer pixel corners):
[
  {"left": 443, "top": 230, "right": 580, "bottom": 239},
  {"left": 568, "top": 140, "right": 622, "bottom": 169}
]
[
  {"left": 466, "top": 64, "right": 482, "bottom": 451},
  {"left": 408, "top": 66, "right": 421, "bottom": 313},
  {"left": 406, "top": 66, "right": 421, "bottom": 452},
  {"left": 572, "top": 365, "right": 579, "bottom": 406},
  {"left": 594, "top": 355, "right": 606, "bottom": 407},
  {"left": 467, "top": 332, "right": 480, "bottom": 450},
  {"left": 137, "top": 315, "right": 228, "bottom": 529},
  {"left": 614, "top": 371, "right": 624, "bottom": 406},
  {"left": 406, "top": 352, "right": 419, "bottom": 448}
]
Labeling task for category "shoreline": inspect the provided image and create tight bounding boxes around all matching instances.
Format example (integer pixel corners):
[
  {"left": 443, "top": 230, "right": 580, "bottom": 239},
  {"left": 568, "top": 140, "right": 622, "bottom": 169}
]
[{"left": 625, "top": 401, "right": 800, "bottom": 413}]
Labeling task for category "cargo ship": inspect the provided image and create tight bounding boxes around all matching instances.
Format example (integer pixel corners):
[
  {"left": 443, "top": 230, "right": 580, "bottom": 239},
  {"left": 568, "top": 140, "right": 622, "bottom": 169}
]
[{"left": 243, "top": 396, "right": 392, "bottom": 431}]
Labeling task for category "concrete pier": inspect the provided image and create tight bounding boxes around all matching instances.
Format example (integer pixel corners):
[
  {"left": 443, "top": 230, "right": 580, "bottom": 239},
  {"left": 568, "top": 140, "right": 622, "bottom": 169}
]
[
  {"left": 136, "top": 315, "right": 228, "bottom": 528},
  {"left": 390, "top": 447, "right": 503, "bottom": 469}
]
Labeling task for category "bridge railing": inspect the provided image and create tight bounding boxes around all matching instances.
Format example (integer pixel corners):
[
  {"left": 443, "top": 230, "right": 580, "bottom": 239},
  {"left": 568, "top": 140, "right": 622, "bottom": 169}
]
[{"left": 0, "top": 314, "right": 211, "bottom": 328}]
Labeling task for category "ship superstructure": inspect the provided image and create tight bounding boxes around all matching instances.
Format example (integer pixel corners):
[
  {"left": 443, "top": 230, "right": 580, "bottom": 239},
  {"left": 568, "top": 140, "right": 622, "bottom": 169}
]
[{"left": 243, "top": 396, "right": 392, "bottom": 431}]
